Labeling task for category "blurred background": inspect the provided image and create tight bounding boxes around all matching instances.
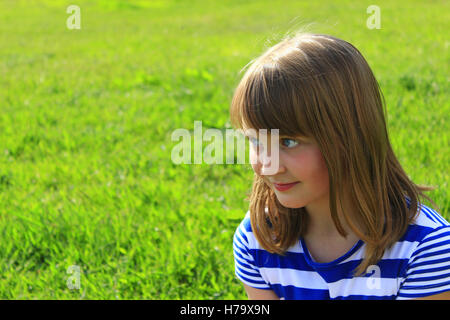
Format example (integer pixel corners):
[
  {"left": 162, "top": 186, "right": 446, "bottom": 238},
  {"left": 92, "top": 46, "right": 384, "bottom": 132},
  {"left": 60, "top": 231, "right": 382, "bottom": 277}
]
[{"left": 0, "top": 0, "right": 448, "bottom": 299}]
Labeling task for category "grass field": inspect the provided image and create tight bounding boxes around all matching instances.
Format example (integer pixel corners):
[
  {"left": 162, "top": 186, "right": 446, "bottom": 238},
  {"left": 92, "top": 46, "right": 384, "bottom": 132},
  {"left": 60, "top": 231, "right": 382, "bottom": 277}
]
[{"left": 0, "top": 0, "right": 448, "bottom": 299}]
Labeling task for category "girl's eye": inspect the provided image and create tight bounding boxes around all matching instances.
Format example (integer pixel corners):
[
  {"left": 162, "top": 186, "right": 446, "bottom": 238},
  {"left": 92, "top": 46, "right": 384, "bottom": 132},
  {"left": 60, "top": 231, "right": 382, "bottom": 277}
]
[{"left": 280, "top": 138, "right": 299, "bottom": 148}]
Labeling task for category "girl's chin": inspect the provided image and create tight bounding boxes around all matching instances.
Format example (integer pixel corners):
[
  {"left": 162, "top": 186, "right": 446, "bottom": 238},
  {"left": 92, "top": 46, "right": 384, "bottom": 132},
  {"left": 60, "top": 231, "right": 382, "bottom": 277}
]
[{"left": 275, "top": 196, "right": 306, "bottom": 209}]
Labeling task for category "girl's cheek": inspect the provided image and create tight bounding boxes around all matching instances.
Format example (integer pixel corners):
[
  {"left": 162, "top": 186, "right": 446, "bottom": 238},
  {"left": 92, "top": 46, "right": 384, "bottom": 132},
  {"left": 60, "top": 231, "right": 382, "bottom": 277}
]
[
  {"left": 250, "top": 148, "right": 261, "bottom": 173},
  {"left": 283, "top": 150, "right": 304, "bottom": 170},
  {"left": 295, "top": 148, "right": 329, "bottom": 181}
]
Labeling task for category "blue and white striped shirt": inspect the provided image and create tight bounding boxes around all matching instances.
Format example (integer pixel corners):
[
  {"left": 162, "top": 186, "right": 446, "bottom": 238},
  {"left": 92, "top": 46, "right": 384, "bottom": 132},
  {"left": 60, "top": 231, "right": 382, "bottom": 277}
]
[{"left": 233, "top": 202, "right": 450, "bottom": 299}]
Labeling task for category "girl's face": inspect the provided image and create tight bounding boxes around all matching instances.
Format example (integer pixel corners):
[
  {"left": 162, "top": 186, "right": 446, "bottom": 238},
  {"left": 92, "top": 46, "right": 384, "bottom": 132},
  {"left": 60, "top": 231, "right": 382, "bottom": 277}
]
[{"left": 249, "top": 133, "right": 330, "bottom": 209}]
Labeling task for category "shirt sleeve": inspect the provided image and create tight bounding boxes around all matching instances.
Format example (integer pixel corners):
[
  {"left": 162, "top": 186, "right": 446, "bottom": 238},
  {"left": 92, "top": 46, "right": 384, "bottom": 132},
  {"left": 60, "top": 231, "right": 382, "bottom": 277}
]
[
  {"left": 397, "top": 226, "right": 450, "bottom": 299},
  {"left": 233, "top": 217, "right": 271, "bottom": 290}
]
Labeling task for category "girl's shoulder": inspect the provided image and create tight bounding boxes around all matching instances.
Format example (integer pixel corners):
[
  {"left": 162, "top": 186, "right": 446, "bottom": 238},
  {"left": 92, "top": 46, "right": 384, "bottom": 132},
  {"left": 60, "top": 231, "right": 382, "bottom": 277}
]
[
  {"left": 233, "top": 210, "right": 267, "bottom": 251},
  {"left": 391, "top": 202, "right": 450, "bottom": 265},
  {"left": 233, "top": 211, "right": 251, "bottom": 239},
  {"left": 235, "top": 209, "right": 266, "bottom": 235},
  {"left": 404, "top": 202, "right": 450, "bottom": 243},
  {"left": 395, "top": 204, "right": 450, "bottom": 299}
]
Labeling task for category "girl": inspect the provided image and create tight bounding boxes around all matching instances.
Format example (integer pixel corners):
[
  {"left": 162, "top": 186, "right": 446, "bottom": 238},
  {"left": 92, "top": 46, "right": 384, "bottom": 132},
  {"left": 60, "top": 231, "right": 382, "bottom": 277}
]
[{"left": 230, "top": 33, "right": 450, "bottom": 300}]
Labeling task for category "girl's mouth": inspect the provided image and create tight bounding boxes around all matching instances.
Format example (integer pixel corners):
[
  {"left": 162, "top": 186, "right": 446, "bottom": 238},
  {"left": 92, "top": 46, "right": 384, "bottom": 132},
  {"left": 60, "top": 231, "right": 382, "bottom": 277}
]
[{"left": 273, "top": 182, "right": 300, "bottom": 191}]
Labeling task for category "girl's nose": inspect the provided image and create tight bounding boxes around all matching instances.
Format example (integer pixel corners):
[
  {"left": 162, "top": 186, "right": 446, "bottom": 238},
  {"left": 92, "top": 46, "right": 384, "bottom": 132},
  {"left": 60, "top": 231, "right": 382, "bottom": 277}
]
[{"left": 257, "top": 152, "right": 285, "bottom": 176}]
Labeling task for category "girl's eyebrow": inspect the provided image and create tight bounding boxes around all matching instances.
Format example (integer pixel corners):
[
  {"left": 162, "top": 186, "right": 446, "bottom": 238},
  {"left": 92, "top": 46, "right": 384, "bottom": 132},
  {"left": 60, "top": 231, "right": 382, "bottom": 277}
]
[
  {"left": 241, "top": 128, "right": 307, "bottom": 141},
  {"left": 279, "top": 134, "right": 303, "bottom": 139},
  {"left": 242, "top": 131, "right": 302, "bottom": 139}
]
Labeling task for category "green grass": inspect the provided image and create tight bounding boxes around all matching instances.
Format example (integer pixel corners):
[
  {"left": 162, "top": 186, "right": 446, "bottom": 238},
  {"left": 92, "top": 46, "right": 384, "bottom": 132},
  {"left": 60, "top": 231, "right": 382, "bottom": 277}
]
[{"left": 0, "top": 0, "right": 448, "bottom": 299}]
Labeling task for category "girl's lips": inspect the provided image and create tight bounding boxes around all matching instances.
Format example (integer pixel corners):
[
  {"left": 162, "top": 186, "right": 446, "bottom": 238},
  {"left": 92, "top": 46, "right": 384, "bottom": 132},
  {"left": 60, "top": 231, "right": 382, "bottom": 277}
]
[{"left": 273, "top": 182, "right": 300, "bottom": 191}]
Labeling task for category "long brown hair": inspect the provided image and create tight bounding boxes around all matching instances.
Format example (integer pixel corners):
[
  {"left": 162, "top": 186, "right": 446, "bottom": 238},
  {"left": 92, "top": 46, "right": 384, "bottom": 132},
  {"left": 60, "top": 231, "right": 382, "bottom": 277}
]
[{"left": 229, "top": 33, "right": 439, "bottom": 275}]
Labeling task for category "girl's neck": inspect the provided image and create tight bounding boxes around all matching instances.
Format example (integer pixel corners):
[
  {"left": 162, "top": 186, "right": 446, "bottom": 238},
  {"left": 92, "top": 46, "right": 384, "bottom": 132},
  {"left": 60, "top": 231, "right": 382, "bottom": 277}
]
[
  {"left": 304, "top": 195, "right": 358, "bottom": 240},
  {"left": 302, "top": 196, "right": 361, "bottom": 263}
]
